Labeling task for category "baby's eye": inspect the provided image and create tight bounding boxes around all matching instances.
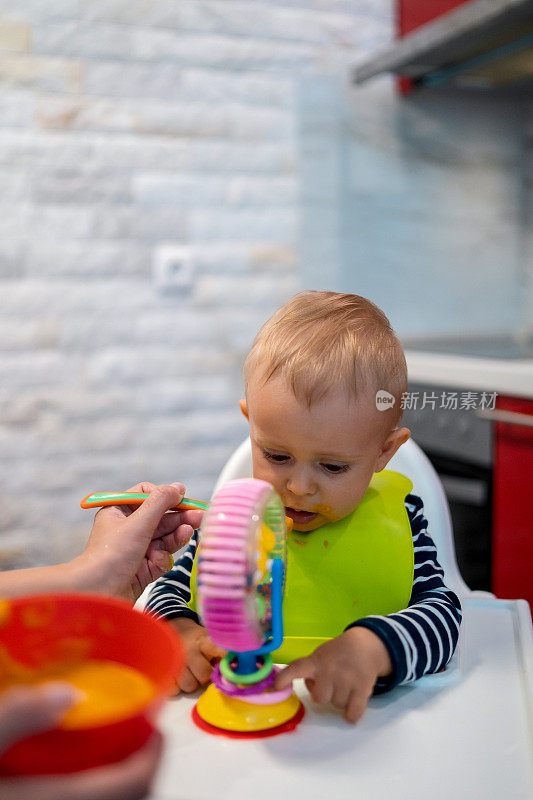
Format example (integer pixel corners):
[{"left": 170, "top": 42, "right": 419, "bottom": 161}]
[
  {"left": 321, "top": 463, "right": 350, "bottom": 474},
  {"left": 262, "top": 450, "right": 290, "bottom": 464}
]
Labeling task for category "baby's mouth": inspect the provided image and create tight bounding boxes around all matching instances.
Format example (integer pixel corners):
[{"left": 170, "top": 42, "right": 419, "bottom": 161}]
[{"left": 284, "top": 507, "right": 319, "bottom": 525}]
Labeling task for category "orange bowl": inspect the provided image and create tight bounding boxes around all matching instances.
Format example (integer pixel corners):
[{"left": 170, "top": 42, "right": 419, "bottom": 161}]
[{"left": 0, "top": 593, "right": 184, "bottom": 775}]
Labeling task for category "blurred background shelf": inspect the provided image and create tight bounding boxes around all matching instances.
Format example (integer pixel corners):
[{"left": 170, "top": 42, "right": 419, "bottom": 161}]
[{"left": 353, "top": 0, "right": 533, "bottom": 92}]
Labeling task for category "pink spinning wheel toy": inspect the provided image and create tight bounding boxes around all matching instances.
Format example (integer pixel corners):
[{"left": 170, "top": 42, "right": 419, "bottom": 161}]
[{"left": 193, "top": 478, "right": 304, "bottom": 738}]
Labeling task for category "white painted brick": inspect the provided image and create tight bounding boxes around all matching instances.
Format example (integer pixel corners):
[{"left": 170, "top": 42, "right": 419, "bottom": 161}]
[
  {"left": 0, "top": 169, "right": 30, "bottom": 202},
  {"left": 138, "top": 382, "right": 200, "bottom": 416},
  {"left": 0, "top": 55, "right": 81, "bottom": 92},
  {"left": 138, "top": 377, "right": 238, "bottom": 418},
  {"left": 83, "top": 345, "right": 231, "bottom": 387},
  {"left": 0, "top": 279, "right": 153, "bottom": 317},
  {"left": 0, "top": 0, "right": 79, "bottom": 23},
  {"left": 32, "top": 23, "right": 316, "bottom": 70},
  {"left": 160, "top": 409, "right": 247, "bottom": 446},
  {"left": 0, "top": 130, "right": 92, "bottom": 167},
  {"left": 180, "top": 69, "right": 294, "bottom": 108},
  {"left": 34, "top": 96, "right": 136, "bottom": 134},
  {"left": 0, "top": 318, "right": 60, "bottom": 351},
  {"left": 190, "top": 140, "right": 296, "bottom": 174},
  {"left": 84, "top": 62, "right": 294, "bottom": 108},
  {"left": 1, "top": 415, "right": 140, "bottom": 461},
  {"left": 130, "top": 101, "right": 293, "bottom": 140},
  {"left": 82, "top": 1, "right": 362, "bottom": 46},
  {"left": 0, "top": 130, "right": 191, "bottom": 171},
  {"left": 179, "top": 2, "right": 362, "bottom": 47},
  {"left": 59, "top": 313, "right": 147, "bottom": 351},
  {"left": 25, "top": 240, "right": 150, "bottom": 278},
  {"left": 30, "top": 168, "right": 132, "bottom": 204},
  {"left": 0, "top": 388, "right": 129, "bottom": 425},
  {"left": 34, "top": 95, "right": 294, "bottom": 139},
  {"left": 133, "top": 174, "right": 297, "bottom": 208},
  {"left": 0, "top": 530, "right": 43, "bottom": 569},
  {"left": 194, "top": 273, "right": 299, "bottom": 307},
  {"left": 70, "top": 453, "right": 150, "bottom": 490},
  {"left": 251, "top": 243, "right": 297, "bottom": 272},
  {"left": 220, "top": 305, "right": 297, "bottom": 351},
  {"left": 135, "top": 309, "right": 223, "bottom": 346},
  {"left": 0, "top": 90, "right": 34, "bottom": 127},
  {"left": 0, "top": 203, "right": 94, "bottom": 240},
  {"left": 190, "top": 207, "right": 298, "bottom": 241},
  {"left": 83, "top": 61, "right": 185, "bottom": 103},
  {"left": 0, "top": 18, "right": 31, "bottom": 53},
  {"left": 162, "top": 243, "right": 252, "bottom": 275},
  {"left": 85, "top": 135, "right": 191, "bottom": 171},
  {"left": 96, "top": 207, "right": 189, "bottom": 242},
  {"left": 0, "top": 239, "right": 24, "bottom": 275},
  {"left": 0, "top": 351, "right": 69, "bottom": 388},
  {"left": 74, "top": 418, "right": 142, "bottom": 453},
  {"left": 179, "top": 444, "right": 245, "bottom": 481}
]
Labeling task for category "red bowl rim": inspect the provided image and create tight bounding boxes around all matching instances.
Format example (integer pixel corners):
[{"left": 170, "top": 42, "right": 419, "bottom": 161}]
[{"left": 0, "top": 591, "right": 184, "bottom": 730}]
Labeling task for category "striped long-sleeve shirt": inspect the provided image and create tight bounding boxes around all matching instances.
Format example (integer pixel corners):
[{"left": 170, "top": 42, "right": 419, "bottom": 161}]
[{"left": 145, "top": 493, "right": 462, "bottom": 693}]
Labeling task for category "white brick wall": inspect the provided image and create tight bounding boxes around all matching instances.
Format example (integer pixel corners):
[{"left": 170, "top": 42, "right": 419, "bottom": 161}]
[{"left": 0, "top": 0, "right": 394, "bottom": 568}]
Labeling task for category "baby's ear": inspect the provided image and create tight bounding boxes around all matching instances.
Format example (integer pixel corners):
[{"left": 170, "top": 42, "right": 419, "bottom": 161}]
[
  {"left": 375, "top": 427, "right": 410, "bottom": 472},
  {"left": 239, "top": 398, "right": 249, "bottom": 419}
]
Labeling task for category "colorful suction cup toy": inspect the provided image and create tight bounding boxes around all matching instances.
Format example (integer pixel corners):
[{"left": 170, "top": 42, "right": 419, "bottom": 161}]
[{"left": 193, "top": 478, "right": 304, "bottom": 738}]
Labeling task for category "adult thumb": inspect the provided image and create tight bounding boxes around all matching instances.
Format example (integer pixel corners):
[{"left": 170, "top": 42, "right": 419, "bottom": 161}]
[{"left": 0, "top": 683, "right": 77, "bottom": 750}]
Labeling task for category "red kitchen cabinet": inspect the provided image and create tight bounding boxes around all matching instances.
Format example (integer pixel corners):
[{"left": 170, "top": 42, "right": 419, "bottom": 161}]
[
  {"left": 397, "top": 1, "right": 473, "bottom": 35},
  {"left": 396, "top": 0, "right": 474, "bottom": 93},
  {"left": 492, "top": 395, "right": 533, "bottom": 610}
]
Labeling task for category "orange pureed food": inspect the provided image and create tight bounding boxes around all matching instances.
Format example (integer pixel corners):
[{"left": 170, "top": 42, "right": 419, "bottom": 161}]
[{"left": 0, "top": 656, "right": 157, "bottom": 728}]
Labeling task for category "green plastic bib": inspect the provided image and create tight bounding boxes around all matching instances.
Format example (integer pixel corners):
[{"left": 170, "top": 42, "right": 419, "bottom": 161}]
[
  {"left": 189, "top": 470, "right": 414, "bottom": 664},
  {"left": 273, "top": 469, "right": 414, "bottom": 663}
]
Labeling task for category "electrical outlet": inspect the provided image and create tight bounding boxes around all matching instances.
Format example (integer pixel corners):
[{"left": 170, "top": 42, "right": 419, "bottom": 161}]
[{"left": 153, "top": 245, "right": 195, "bottom": 291}]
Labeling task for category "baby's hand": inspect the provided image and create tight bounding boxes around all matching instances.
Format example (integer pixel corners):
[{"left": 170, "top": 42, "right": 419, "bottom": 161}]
[
  {"left": 274, "top": 627, "right": 392, "bottom": 723},
  {"left": 171, "top": 618, "right": 226, "bottom": 694}
]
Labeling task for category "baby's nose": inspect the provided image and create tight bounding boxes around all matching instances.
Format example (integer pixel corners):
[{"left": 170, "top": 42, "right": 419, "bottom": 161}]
[{"left": 286, "top": 468, "right": 316, "bottom": 497}]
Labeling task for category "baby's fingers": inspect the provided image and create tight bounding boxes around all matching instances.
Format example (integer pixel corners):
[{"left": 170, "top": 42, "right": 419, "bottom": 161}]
[
  {"left": 344, "top": 689, "right": 368, "bottom": 724},
  {"left": 331, "top": 683, "right": 352, "bottom": 711},
  {"left": 199, "top": 637, "right": 226, "bottom": 662},
  {"left": 189, "top": 649, "right": 217, "bottom": 686},
  {"left": 177, "top": 666, "right": 200, "bottom": 694},
  {"left": 307, "top": 676, "right": 334, "bottom": 706},
  {"left": 274, "top": 657, "right": 316, "bottom": 690}
]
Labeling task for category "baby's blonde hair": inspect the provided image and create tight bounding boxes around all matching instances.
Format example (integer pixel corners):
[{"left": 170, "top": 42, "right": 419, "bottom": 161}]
[{"left": 243, "top": 291, "right": 407, "bottom": 425}]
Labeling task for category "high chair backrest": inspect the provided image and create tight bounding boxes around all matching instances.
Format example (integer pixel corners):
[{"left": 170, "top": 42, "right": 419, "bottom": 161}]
[{"left": 213, "top": 437, "right": 470, "bottom": 597}]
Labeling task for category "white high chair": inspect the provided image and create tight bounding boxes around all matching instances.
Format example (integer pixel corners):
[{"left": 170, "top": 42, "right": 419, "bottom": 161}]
[{"left": 151, "top": 438, "right": 533, "bottom": 800}]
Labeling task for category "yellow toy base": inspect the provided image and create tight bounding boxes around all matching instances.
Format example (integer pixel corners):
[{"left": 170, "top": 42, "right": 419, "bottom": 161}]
[{"left": 195, "top": 683, "right": 302, "bottom": 734}]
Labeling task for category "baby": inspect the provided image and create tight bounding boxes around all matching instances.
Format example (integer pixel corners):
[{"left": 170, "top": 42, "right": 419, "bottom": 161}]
[{"left": 146, "top": 291, "right": 462, "bottom": 722}]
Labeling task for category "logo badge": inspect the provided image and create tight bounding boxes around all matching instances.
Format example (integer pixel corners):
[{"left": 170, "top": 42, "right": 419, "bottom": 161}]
[{"left": 375, "top": 390, "right": 396, "bottom": 411}]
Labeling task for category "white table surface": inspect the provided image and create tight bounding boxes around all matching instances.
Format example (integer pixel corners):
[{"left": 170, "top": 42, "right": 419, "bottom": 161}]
[{"left": 150, "top": 595, "right": 533, "bottom": 800}]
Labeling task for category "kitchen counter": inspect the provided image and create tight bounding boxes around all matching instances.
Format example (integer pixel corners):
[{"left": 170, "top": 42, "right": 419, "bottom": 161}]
[{"left": 405, "top": 350, "right": 533, "bottom": 399}]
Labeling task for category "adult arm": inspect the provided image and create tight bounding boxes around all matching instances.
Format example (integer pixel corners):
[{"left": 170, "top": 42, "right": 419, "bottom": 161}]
[{"left": 0, "top": 483, "right": 202, "bottom": 603}]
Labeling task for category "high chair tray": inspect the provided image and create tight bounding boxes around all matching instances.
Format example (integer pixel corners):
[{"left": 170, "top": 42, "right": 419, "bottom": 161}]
[{"left": 151, "top": 595, "right": 533, "bottom": 800}]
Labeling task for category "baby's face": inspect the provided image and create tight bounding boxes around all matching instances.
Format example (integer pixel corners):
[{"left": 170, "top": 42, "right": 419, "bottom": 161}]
[{"left": 242, "top": 373, "right": 403, "bottom": 533}]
